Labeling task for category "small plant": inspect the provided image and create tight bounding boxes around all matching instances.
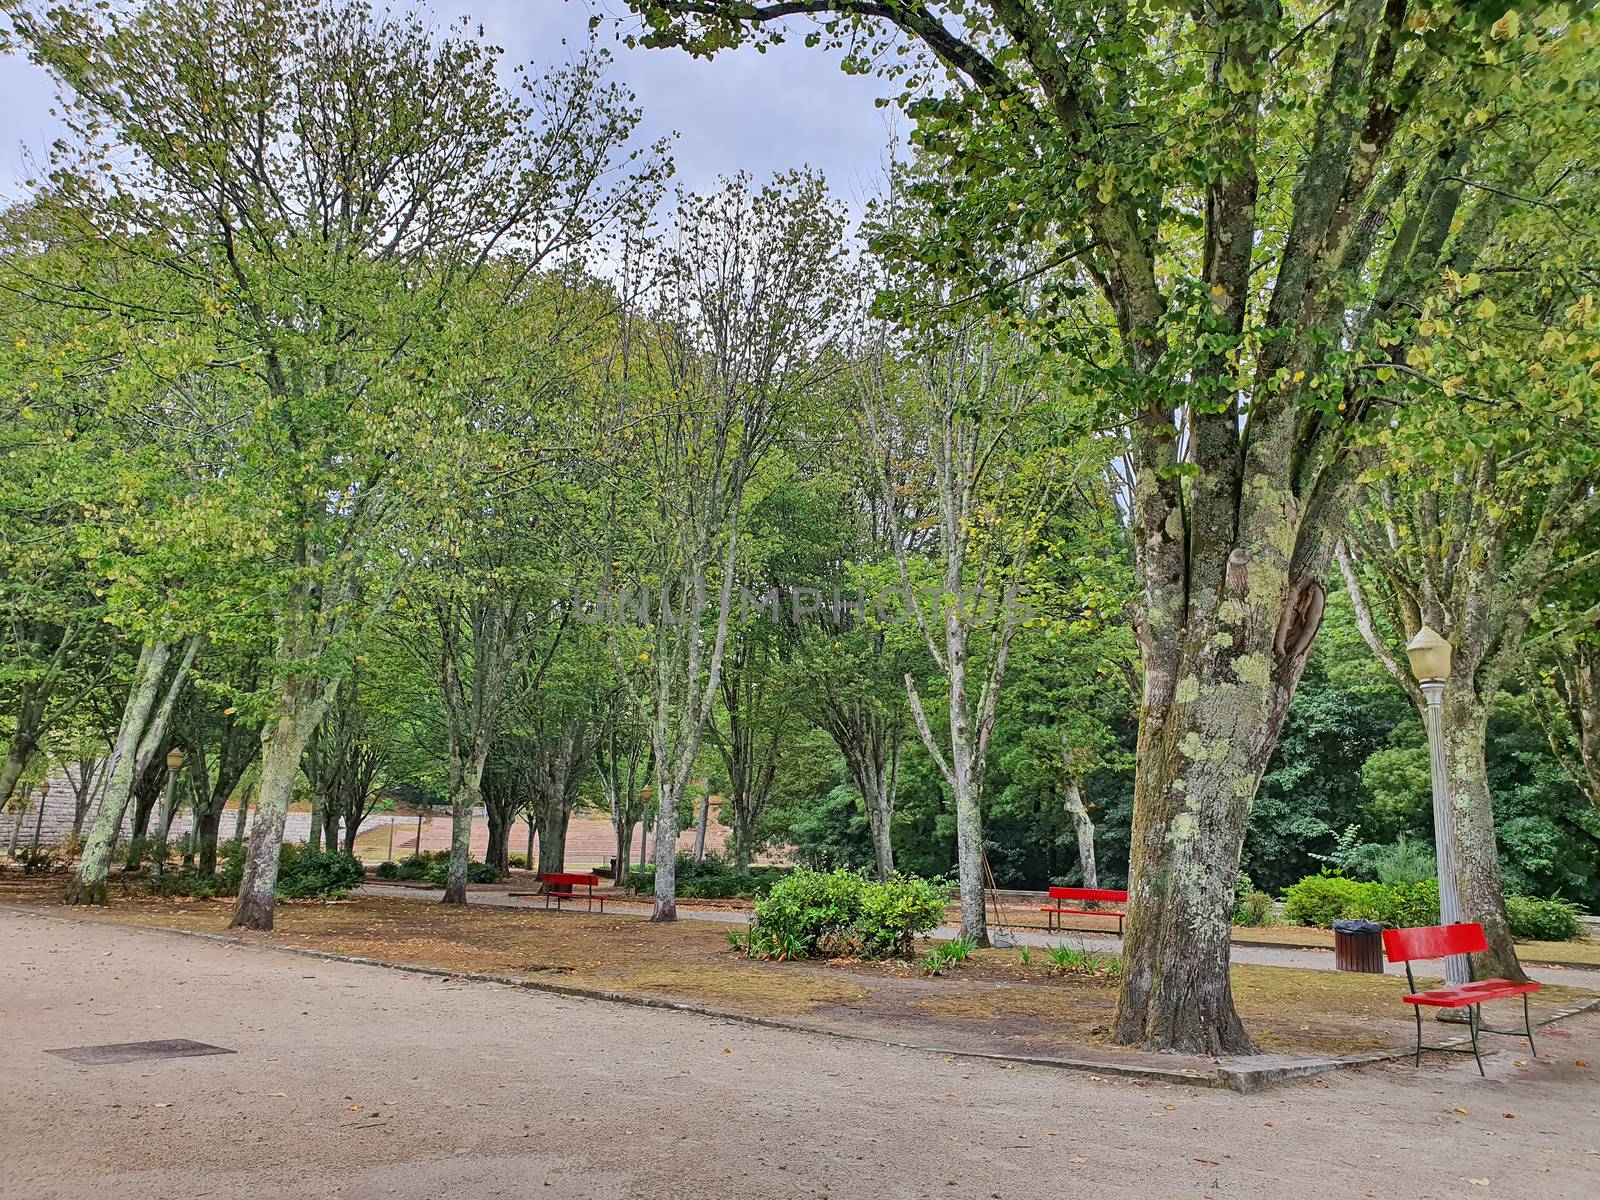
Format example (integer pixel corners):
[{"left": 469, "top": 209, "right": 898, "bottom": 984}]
[
  {"left": 1017, "top": 946, "right": 1032, "bottom": 967},
  {"left": 942, "top": 936, "right": 977, "bottom": 966},
  {"left": 1045, "top": 943, "right": 1123, "bottom": 978},
  {"left": 920, "top": 947, "right": 947, "bottom": 975},
  {"left": 373, "top": 860, "right": 400, "bottom": 880},
  {"left": 724, "top": 928, "right": 750, "bottom": 953}
]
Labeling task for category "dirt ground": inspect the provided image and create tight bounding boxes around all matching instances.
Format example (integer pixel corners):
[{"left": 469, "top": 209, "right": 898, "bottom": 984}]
[
  {"left": 4, "top": 906, "right": 1599, "bottom": 1200},
  {"left": 3, "top": 874, "right": 1592, "bottom": 1068}
]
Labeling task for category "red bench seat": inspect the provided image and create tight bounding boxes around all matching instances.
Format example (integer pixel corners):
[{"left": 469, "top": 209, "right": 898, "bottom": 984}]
[{"left": 1402, "top": 978, "right": 1542, "bottom": 1007}]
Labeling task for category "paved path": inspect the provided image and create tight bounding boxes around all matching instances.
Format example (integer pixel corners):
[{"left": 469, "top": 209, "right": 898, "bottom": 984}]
[
  {"left": 3, "top": 908, "right": 1599, "bottom": 1199},
  {"left": 358, "top": 883, "right": 1600, "bottom": 991}
]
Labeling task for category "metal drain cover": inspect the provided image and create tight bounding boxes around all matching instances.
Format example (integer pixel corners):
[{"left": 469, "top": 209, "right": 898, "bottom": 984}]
[{"left": 45, "top": 1039, "right": 235, "bottom": 1065}]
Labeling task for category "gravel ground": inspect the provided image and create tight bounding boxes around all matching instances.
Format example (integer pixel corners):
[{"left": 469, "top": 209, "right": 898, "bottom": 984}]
[{"left": 3, "top": 907, "right": 1599, "bottom": 1200}]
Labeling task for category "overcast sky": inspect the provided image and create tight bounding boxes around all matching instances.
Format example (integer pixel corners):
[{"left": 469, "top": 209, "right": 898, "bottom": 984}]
[{"left": 0, "top": 0, "right": 897, "bottom": 213}]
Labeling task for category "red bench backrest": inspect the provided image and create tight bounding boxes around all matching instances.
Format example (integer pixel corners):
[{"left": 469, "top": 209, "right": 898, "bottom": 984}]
[
  {"left": 539, "top": 872, "right": 600, "bottom": 886},
  {"left": 1381, "top": 922, "right": 1487, "bottom": 963},
  {"left": 1047, "top": 886, "right": 1129, "bottom": 903}
]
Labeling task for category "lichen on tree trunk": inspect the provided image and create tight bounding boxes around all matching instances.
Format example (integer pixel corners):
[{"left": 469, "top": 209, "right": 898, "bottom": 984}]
[{"left": 1442, "top": 690, "right": 1527, "bottom": 982}]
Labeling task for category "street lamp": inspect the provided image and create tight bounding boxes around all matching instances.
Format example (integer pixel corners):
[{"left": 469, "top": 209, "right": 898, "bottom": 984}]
[
  {"left": 152, "top": 746, "right": 187, "bottom": 878},
  {"left": 1406, "top": 625, "right": 1468, "bottom": 985}
]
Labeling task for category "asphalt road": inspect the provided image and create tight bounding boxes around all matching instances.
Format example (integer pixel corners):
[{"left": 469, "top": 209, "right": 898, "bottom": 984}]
[{"left": 3, "top": 908, "right": 1598, "bottom": 1200}]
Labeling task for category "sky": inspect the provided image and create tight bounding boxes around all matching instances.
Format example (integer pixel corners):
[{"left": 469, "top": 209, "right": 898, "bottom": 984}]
[{"left": 0, "top": 0, "right": 898, "bottom": 214}]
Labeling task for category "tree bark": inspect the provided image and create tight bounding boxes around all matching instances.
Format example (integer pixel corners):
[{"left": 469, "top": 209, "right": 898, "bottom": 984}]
[
  {"left": 691, "top": 790, "right": 711, "bottom": 862},
  {"left": 1442, "top": 688, "right": 1526, "bottom": 981},
  {"left": 231, "top": 680, "right": 329, "bottom": 930},
  {"left": 196, "top": 805, "right": 222, "bottom": 876},
  {"left": 1063, "top": 778, "right": 1098, "bottom": 890},
  {"left": 1113, "top": 570, "right": 1325, "bottom": 1056},
  {"left": 441, "top": 745, "right": 488, "bottom": 905},
  {"left": 69, "top": 642, "right": 173, "bottom": 904},
  {"left": 534, "top": 798, "right": 572, "bottom": 876}
]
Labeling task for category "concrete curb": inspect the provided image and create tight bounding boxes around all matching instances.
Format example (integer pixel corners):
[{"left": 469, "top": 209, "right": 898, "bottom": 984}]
[{"left": 6, "top": 901, "right": 1596, "bottom": 1095}]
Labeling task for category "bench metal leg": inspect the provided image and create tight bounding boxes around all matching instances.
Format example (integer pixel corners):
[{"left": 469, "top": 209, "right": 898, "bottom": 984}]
[
  {"left": 1413, "top": 1005, "right": 1424, "bottom": 1068},
  {"left": 1523, "top": 993, "right": 1537, "bottom": 1057},
  {"left": 1468, "top": 1005, "right": 1485, "bottom": 1077}
]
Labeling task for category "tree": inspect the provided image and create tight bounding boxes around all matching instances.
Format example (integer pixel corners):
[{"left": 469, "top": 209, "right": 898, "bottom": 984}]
[
  {"left": 12, "top": 0, "right": 668, "bottom": 928},
  {"left": 1338, "top": 96, "right": 1600, "bottom": 977},
  {"left": 860, "top": 318, "right": 1067, "bottom": 944},
  {"left": 597, "top": 172, "right": 853, "bottom": 919},
  {"left": 629, "top": 0, "right": 1600, "bottom": 1053}
]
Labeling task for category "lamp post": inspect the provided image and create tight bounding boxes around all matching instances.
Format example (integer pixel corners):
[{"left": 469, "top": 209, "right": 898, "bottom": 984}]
[
  {"left": 151, "top": 746, "right": 186, "bottom": 878},
  {"left": 1406, "top": 626, "right": 1468, "bottom": 985}
]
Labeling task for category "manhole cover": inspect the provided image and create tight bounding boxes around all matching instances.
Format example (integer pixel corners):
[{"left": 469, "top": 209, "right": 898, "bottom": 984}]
[{"left": 45, "top": 1039, "right": 235, "bottom": 1065}]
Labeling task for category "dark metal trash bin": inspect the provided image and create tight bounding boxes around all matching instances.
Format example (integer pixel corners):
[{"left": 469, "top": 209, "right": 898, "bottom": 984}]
[{"left": 1332, "top": 918, "right": 1385, "bottom": 973}]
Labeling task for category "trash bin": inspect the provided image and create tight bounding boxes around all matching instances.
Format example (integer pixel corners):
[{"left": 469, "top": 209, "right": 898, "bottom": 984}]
[{"left": 1332, "top": 918, "right": 1385, "bottom": 973}]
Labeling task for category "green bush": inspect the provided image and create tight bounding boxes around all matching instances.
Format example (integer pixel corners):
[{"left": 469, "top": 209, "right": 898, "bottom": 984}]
[
  {"left": 423, "top": 857, "right": 499, "bottom": 886},
  {"left": 1506, "top": 894, "right": 1583, "bottom": 942},
  {"left": 276, "top": 846, "right": 365, "bottom": 899},
  {"left": 374, "top": 860, "right": 400, "bottom": 879},
  {"left": 1234, "top": 891, "right": 1278, "bottom": 926},
  {"left": 749, "top": 868, "right": 946, "bottom": 960},
  {"left": 623, "top": 859, "right": 788, "bottom": 900},
  {"left": 1282, "top": 875, "right": 1370, "bottom": 926},
  {"left": 1282, "top": 874, "right": 1441, "bottom": 928}
]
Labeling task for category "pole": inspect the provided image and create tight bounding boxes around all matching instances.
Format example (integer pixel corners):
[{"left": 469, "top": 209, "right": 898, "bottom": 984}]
[
  {"left": 387, "top": 818, "right": 395, "bottom": 862},
  {"left": 1422, "top": 679, "right": 1468, "bottom": 985},
  {"left": 152, "top": 770, "right": 180, "bottom": 878},
  {"left": 31, "top": 784, "right": 48, "bottom": 851}
]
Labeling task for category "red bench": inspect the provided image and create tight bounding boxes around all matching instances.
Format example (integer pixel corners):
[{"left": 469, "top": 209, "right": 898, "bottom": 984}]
[
  {"left": 1382, "top": 922, "right": 1541, "bottom": 1076},
  {"left": 1040, "top": 886, "right": 1128, "bottom": 934},
  {"left": 531, "top": 872, "right": 606, "bottom": 913}
]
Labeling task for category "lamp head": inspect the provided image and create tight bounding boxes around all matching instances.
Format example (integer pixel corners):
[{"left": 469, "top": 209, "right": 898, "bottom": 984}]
[
  {"left": 165, "top": 746, "right": 186, "bottom": 771},
  {"left": 1405, "top": 625, "right": 1453, "bottom": 683}
]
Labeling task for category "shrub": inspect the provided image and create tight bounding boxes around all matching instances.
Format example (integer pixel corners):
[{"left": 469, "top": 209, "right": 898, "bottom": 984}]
[
  {"left": 1372, "top": 837, "right": 1436, "bottom": 886},
  {"left": 1234, "top": 891, "right": 1278, "bottom": 927},
  {"left": 624, "top": 861, "right": 788, "bottom": 900},
  {"left": 374, "top": 860, "right": 400, "bottom": 879},
  {"left": 508, "top": 854, "right": 529, "bottom": 869},
  {"left": 749, "top": 868, "right": 946, "bottom": 960},
  {"left": 1281, "top": 874, "right": 1440, "bottom": 928},
  {"left": 276, "top": 846, "right": 365, "bottom": 899},
  {"left": 1506, "top": 894, "right": 1583, "bottom": 942},
  {"left": 423, "top": 857, "right": 499, "bottom": 886},
  {"left": 1282, "top": 875, "right": 1370, "bottom": 926}
]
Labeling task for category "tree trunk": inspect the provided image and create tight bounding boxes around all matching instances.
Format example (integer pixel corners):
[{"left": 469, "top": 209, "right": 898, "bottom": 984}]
[
  {"left": 342, "top": 814, "right": 359, "bottom": 855},
  {"left": 233, "top": 791, "right": 250, "bottom": 841},
  {"left": 0, "top": 735, "right": 35, "bottom": 816},
  {"left": 1063, "top": 779, "right": 1098, "bottom": 890},
  {"left": 231, "top": 689, "right": 325, "bottom": 931},
  {"left": 535, "top": 797, "right": 571, "bottom": 876},
  {"left": 308, "top": 791, "right": 325, "bottom": 852},
  {"left": 442, "top": 764, "right": 479, "bottom": 905},
  {"left": 196, "top": 805, "right": 222, "bottom": 876},
  {"left": 150, "top": 772, "right": 181, "bottom": 876},
  {"left": 1442, "top": 689, "right": 1526, "bottom": 981},
  {"left": 323, "top": 807, "right": 339, "bottom": 854},
  {"left": 614, "top": 820, "right": 633, "bottom": 884},
  {"left": 692, "top": 790, "right": 711, "bottom": 862},
  {"left": 651, "top": 782, "right": 679, "bottom": 921},
  {"left": 839, "top": 734, "right": 897, "bottom": 883},
  {"left": 69, "top": 642, "right": 172, "bottom": 904},
  {"left": 525, "top": 810, "right": 535, "bottom": 867}
]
